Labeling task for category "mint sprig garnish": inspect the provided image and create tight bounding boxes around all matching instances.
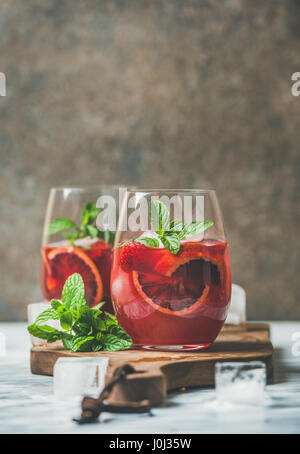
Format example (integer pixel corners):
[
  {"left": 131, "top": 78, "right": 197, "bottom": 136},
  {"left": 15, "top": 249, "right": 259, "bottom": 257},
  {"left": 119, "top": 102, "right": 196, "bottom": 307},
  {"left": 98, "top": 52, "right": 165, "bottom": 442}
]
[
  {"left": 133, "top": 237, "right": 160, "bottom": 248},
  {"left": 27, "top": 273, "right": 132, "bottom": 352},
  {"left": 126, "top": 200, "right": 213, "bottom": 255},
  {"left": 150, "top": 200, "right": 171, "bottom": 234},
  {"left": 48, "top": 218, "right": 78, "bottom": 236},
  {"left": 48, "top": 201, "right": 115, "bottom": 246}
]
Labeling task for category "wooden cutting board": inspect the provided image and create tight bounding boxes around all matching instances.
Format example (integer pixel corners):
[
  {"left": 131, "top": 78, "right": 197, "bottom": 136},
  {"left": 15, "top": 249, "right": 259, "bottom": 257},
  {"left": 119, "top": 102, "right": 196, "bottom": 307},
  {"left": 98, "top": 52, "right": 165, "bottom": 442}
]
[{"left": 30, "top": 323, "right": 273, "bottom": 405}]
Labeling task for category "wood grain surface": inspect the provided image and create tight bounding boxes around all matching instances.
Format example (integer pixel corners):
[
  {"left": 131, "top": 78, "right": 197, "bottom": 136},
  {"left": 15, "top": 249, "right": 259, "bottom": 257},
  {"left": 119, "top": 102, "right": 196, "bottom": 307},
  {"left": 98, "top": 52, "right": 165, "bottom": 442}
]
[{"left": 30, "top": 323, "right": 273, "bottom": 405}]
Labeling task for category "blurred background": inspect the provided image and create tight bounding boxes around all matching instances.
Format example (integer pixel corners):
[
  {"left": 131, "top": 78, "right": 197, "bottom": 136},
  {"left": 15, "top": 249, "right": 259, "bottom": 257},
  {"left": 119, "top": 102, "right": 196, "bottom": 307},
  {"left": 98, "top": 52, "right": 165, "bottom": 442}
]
[{"left": 0, "top": 0, "right": 299, "bottom": 321}]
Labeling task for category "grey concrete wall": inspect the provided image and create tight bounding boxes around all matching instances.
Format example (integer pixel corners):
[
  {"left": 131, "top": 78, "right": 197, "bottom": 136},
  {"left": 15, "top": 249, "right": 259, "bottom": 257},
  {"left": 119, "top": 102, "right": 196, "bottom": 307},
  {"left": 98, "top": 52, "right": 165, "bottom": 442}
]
[{"left": 0, "top": 0, "right": 299, "bottom": 321}]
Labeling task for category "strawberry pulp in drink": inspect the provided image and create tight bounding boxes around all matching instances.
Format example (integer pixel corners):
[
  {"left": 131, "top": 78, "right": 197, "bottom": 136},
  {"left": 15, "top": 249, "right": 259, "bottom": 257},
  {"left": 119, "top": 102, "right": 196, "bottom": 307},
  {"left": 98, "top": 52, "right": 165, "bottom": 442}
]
[
  {"left": 41, "top": 238, "right": 113, "bottom": 312},
  {"left": 111, "top": 240, "right": 231, "bottom": 349}
]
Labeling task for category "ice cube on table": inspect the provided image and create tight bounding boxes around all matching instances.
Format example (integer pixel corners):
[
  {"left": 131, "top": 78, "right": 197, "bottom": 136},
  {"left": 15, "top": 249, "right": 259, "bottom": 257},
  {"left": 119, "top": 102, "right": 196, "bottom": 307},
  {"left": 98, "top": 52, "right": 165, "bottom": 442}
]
[
  {"left": 54, "top": 357, "right": 109, "bottom": 400},
  {"left": 226, "top": 284, "right": 246, "bottom": 325},
  {"left": 215, "top": 361, "right": 267, "bottom": 406},
  {"left": 27, "top": 302, "right": 61, "bottom": 346}
]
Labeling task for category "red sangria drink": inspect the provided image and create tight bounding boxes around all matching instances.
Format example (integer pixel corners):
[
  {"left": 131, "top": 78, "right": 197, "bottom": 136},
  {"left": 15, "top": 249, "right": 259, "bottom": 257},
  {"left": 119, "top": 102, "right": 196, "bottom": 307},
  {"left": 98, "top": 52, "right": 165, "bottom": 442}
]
[
  {"left": 111, "top": 190, "right": 231, "bottom": 350},
  {"left": 41, "top": 186, "right": 118, "bottom": 313},
  {"left": 42, "top": 238, "right": 113, "bottom": 310}
]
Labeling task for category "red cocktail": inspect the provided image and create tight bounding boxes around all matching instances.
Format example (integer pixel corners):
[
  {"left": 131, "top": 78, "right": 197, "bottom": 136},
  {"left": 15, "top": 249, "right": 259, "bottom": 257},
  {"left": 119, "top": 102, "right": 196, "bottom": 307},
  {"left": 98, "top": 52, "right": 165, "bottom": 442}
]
[
  {"left": 41, "top": 186, "right": 118, "bottom": 313},
  {"left": 111, "top": 189, "right": 231, "bottom": 350},
  {"left": 42, "top": 238, "right": 113, "bottom": 311},
  {"left": 111, "top": 239, "right": 231, "bottom": 349}
]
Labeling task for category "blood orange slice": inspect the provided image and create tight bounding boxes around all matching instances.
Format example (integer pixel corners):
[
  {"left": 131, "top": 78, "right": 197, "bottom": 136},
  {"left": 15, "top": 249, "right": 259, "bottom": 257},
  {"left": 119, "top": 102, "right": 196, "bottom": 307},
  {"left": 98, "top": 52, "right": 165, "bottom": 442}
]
[
  {"left": 132, "top": 264, "right": 210, "bottom": 317},
  {"left": 47, "top": 247, "right": 103, "bottom": 307},
  {"left": 132, "top": 242, "right": 227, "bottom": 316},
  {"left": 154, "top": 242, "right": 223, "bottom": 282}
]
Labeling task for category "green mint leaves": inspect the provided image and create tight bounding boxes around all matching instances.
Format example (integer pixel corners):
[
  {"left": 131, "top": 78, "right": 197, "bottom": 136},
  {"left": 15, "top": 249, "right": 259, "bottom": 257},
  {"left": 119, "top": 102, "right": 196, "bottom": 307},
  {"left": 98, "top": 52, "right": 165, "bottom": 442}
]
[
  {"left": 150, "top": 200, "right": 171, "bottom": 234},
  {"left": 133, "top": 237, "right": 160, "bottom": 248},
  {"left": 81, "top": 201, "right": 99, "bottom": 226},
  {"left": 134, "top": 200, "right": 213, "bottom": 255},
  {"left": 27, "top": 273, "right": 132, "bottom": 352},
  {"left": 27, "top": 324, "right": 62, "bottom": 343},
  {"left": 61, "top": 272, "right": 86, "bottom": 311},
  {"left": 48, "top": 201, "right": 115, "bottom": 246},
  {"left": 48, "top": 218, "right": 78, "bottom": 235},
  {"left": 176, "top": 220, "right": 214, "bottom": 240}
]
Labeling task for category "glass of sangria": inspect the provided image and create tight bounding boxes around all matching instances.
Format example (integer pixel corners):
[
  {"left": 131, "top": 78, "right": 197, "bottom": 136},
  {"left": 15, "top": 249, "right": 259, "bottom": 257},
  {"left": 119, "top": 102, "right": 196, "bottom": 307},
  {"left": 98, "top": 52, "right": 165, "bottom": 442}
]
[
  {"left": 41, "top": 185, "right": 120, "bottom": 313},
  {"left": 111, "top": 189, "right": 231, "bottom": 350}
]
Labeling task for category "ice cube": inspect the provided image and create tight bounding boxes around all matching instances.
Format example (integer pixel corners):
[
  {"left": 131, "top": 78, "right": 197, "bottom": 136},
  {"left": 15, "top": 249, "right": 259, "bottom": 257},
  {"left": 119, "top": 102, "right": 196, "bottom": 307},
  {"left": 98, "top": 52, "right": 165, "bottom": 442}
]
[
  {"left": 53, "top": 357, "right": 109, "bottom": 400},
  {"left": 215, "top": 361, "right": 267, "bottom": 406},
  {"left": 27, "top": 302, "right": 61, "bottom": 346},
  {"left": 226, "top": 284, "right": 246, "bottom": 325}
]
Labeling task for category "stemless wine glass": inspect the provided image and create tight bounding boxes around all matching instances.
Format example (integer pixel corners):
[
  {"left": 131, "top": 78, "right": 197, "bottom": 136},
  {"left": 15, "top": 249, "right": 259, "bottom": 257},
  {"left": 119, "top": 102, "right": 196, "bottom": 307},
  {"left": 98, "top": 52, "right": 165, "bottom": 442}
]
[
  {"left": 111, "top": 189, "right": 231, "bottom": 350},
  {"left": 41, "top": 185, "right": 123, "bottom": 313}
]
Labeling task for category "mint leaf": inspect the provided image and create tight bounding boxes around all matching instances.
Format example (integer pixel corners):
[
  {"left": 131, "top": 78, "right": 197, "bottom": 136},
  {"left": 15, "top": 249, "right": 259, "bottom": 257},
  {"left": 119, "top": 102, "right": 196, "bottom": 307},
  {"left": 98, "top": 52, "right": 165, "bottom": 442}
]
[
  {"left": 48, "top": 201, "right": 115, "bottom": 246},
  {"left": 103, "top": 312, "right": 118, "bottom": 329},
  {"left": 73, "top": 306, "right": 94, "bottom": 335},
  {"left": 124, "top": 200, "right": 214, "bottom": 255},
  {"left": 160, "top": 234, "right": 180, "bottom": 254},
  {"left": 95, "top": 332, "right": 103, "bottom": 341},
  {"left": 135, "top": 237, "right": 160, "bottom": 248},
  {"left": 110, "top": 325, "right": 132, "bottom": 341},
  {"left": 169, "top": 220, "right": 184, "bottom": 232},
  {"left": 86, "top": 225, "right": 98, "bottom": 239},
  {"left": 92, "top": 302, "right": 105, "bottom": 312},
  {"left": 51, "top": 300, "right": 63, "bottom": 311},
  {"left": 92, "top": 343, "right": 103, "bottom": 352},
  {"left": 81, "top": 202, "right": 99, "bottom": 227},
  {"left": 104, "top": 312, "right": 117, "bottom": 322},
  {"left": 150, "top": 200, "right": 170, "bottom": 233},
  {"left": 62, "top": 232, "right": 78, "bottom": 243},
  {"left": 62, "top": 332, "right": 74, "bottom": 349},
  {"left": 59, "top": 310, "right": 73, "bottom": 331},
  {"left": 179, "top": 220, "right": 214, "bottom": 240},
  {"left": 61, "top": 273, "right": 86, "bottom": 312},
  {"left": 27, "top": 324, "right": 62, "bottom": 343},
  {"left": 48, "top": 218, "right": 78, "bottom": 235},
  {"left": 72, "top": 322, "right": 92, "bottom": 336},
  {"left": 93, "top": 317, "right": 106, "bottom": 332},
  {"left": 102, "top": 334, "right": 132, "bottom": 351},
  {"left": 148, "top": 200, "right": 213, "bottom": 255},
  {"left": 71, "top": 335, "right": 95, "bottom": 352},
  {"left": 35, "top": 308, "right": 60, "bottom": 324},
  {"left": 27, "top": 273, "right": 132, "bottom": 353}
]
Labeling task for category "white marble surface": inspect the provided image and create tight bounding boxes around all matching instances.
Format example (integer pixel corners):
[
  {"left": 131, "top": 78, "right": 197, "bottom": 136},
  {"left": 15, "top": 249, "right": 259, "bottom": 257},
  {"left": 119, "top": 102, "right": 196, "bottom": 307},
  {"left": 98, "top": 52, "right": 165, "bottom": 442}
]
[{"left": 0, "top": 322, "right": 300, "bottom": 434}]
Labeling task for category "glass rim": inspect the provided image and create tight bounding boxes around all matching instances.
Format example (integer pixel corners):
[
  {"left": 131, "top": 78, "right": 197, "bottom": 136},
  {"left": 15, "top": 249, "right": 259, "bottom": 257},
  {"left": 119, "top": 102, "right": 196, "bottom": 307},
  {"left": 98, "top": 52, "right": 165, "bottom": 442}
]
[
  {"left": 49, "top": 184, "right": 125, "bottom": 192},
  {"left": 125, "top": 188, "right": 217, "bottom": 194}
]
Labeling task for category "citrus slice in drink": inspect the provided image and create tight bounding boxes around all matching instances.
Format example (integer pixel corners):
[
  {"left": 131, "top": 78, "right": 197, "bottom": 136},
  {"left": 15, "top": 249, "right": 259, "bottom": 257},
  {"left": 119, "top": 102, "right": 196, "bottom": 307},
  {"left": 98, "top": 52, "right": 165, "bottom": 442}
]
[
  {"left": 154, "top": 242, "right": 223, "bottom": 282},
  {"left": 132, "top": 268, "right": 210, "bottom": 317},
  {"left": 131, "top": 242, "right": 227, "bottom": 316},
  {"left": 47, "top": 247, "right": 103, "bottom": 306}
]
